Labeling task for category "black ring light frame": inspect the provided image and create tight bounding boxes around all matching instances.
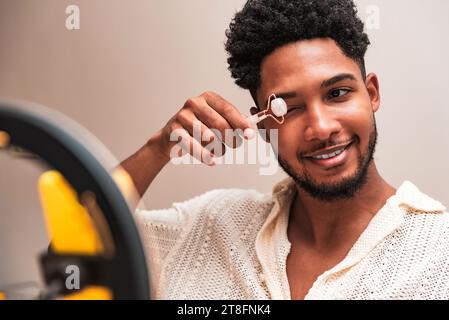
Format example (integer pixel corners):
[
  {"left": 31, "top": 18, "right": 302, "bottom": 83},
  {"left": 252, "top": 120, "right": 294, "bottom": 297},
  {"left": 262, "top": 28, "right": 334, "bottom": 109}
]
[{"left": 0, "top": 101, "right": 149, "bottom": 299}]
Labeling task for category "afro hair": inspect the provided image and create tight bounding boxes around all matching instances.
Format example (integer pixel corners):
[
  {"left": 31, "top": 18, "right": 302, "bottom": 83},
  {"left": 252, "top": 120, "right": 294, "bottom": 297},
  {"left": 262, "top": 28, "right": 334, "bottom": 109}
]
[{"left": 225, "top": 0, "right": 370, "bottom": 95}]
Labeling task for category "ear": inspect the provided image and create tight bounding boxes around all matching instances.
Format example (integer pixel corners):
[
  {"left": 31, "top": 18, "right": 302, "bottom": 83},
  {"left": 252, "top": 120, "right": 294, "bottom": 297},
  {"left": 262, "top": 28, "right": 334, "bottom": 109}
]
[
  {"left": 250, "top": 107, "right": 270, "bottom": 143},
  {"left": 365, "top": 73, "right": 380, "bottom": 113}
]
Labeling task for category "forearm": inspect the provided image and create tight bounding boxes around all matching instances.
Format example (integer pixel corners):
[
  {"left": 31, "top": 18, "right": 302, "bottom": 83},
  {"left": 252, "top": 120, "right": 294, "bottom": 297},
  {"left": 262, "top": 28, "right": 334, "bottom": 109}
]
[{"left": 120, "top": 130, "right": 170, "bottom": 198}]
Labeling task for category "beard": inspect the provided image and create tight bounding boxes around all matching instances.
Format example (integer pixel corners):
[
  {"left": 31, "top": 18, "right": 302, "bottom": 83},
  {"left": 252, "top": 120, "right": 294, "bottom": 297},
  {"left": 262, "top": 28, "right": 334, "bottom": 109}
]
[{"left": 277, "top": 118, "right": 378, "bottom": 202}]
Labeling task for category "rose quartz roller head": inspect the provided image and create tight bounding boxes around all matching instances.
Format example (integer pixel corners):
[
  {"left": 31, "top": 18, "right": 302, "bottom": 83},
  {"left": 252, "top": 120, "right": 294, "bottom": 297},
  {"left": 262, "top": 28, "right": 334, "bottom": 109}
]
[{"left": 246, "top": 94, "right": 287, "bottom": 126}]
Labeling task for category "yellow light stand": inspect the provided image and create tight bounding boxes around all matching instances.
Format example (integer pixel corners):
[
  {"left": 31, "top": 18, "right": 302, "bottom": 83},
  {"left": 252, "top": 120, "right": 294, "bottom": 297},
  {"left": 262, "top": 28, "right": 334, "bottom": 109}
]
[{"left": 38, "top": 170, "right": 112, "bottom": 300}]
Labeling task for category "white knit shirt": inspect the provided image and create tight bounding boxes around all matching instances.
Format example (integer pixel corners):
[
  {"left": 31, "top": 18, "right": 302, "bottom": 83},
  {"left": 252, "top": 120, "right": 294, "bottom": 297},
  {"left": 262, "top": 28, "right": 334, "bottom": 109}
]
[{"left": 135, "top": 177, "right": 449, "bottom": 300}]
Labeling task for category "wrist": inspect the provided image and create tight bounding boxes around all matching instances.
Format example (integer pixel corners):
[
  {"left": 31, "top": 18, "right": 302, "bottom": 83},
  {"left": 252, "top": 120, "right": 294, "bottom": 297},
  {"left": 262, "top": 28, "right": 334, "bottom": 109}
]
[{"left": 146, "top": 129, "right": 171, "bottom": 163}]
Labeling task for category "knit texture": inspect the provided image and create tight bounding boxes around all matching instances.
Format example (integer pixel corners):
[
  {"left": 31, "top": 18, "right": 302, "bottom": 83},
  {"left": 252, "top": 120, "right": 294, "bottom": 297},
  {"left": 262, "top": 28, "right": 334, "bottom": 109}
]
[{"left": 135, "top": 178, "right": 449, "bottom": 300}]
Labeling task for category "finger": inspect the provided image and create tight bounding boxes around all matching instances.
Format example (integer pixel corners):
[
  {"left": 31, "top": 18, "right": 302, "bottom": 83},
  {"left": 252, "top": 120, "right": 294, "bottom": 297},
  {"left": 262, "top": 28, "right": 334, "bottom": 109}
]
[
  {"left": 192, "top": 104, "right": 241, "bottom": 150},
  {"left": 201, "top": 91, "right": 254, "bottom": 140},
  {"left": 176, "top": 109, "right": 215, "bottom": 144},
  {"left": 190, "top": 95, "right": 247, "bottom": 148},
  {"left": 170, "top": 127, "right": 216, "bottom": 166},
  {"left": 176, "top": 109, "right": 226, "bottom": 156},
  {"left": 185, "top": 97, "right": 241, "bottom": 149}
]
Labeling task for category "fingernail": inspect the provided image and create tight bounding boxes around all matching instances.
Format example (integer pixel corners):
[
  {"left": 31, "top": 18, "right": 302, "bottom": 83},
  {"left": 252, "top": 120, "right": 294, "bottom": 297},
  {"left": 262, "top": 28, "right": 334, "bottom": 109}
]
[{"left": 243, "top": 128, "right": 255, "bottom": 140}]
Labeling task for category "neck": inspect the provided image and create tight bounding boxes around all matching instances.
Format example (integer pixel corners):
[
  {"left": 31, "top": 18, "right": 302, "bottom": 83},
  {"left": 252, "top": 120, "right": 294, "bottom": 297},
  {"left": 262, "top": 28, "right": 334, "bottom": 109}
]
[{"left": 289, "top": 162, "right": 396, "bottom": 251}]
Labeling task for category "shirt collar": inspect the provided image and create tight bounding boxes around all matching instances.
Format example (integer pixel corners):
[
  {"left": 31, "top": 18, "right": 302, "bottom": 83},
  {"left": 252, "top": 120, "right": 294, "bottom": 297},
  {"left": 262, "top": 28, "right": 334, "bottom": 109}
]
[
  {"left": 271, "top": 177, "right": 447, "bottom": 215},
  {"left": 254, "top": 177, "right": 296, "bottom": 299},
  {"left": 317, "top": 180, "right": 447, "bottom": 280},
  {"left": 257, "top": 177, "right": 447, "bottom": 298},
  {"left": 395, "top": 180, "right": 446, "bottom": 212},
  {"left": 271, "top": 176, "right": 296, "bottom": 204}
]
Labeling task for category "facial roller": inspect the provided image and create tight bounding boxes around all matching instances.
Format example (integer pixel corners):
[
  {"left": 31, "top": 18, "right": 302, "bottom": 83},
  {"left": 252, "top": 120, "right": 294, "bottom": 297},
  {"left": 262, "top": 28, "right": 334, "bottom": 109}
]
[{"left": 246, "top": 93, "right": 287, "bottom": 126}]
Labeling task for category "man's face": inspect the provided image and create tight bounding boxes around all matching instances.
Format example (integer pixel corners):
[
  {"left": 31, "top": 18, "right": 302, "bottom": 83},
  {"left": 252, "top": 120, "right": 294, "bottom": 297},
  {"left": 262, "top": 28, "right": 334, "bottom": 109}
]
[{"left": 256, "top": 38, "right": 380, "bottom": 201}]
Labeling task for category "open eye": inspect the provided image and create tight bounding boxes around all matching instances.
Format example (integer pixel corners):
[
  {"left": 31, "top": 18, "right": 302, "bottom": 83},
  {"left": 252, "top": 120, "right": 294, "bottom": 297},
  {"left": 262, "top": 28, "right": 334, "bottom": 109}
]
[{"left": 328, "top": 88, "right": 351, "bottom": 99}]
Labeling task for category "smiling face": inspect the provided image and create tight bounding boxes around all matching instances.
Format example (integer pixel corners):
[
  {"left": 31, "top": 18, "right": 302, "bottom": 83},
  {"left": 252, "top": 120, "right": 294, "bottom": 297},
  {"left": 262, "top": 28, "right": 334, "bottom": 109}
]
[{"left": 255, "top": 38, "right": 380, "bottom": 201}]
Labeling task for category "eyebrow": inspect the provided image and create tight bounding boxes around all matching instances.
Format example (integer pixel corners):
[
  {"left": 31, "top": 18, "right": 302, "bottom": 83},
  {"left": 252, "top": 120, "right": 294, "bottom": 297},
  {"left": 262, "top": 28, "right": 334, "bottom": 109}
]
[
  {"left": 320, "top": 73, "right": 357, "bottom": 89},
  {"left": 272, "top": 73, "right": 357, "bottom": 100}
]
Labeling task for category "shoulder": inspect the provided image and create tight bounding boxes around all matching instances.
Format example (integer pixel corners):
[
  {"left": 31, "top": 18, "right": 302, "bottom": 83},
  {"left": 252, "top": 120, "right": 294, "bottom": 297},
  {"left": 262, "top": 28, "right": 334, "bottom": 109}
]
[
  {"left": 396, "top": 180, "right": 449, "bottom": 248},
  {"left": 386, "top": 181, "right": 449, "bottom": 260},
  {"left": 136, "top": 187, "right": 273, "bottom": 227},
  {"left": 175, "top": 187, "right": 269, "bottom": 209},
  {"left": 393, "top": 181, "right": 449, "bottom": 271},
  {"left": 173, "top": 187, "right": 274, "bottom": 224}
]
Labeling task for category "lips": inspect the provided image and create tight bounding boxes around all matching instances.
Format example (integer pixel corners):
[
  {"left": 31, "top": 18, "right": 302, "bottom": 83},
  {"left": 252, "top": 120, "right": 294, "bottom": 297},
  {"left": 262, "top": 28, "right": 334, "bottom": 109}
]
[
  {"left": 304, "top": 141, "right": 353, "bottom": 158},
  {"left": 305, "top": 142, "right": 353, "bottom": 169}
]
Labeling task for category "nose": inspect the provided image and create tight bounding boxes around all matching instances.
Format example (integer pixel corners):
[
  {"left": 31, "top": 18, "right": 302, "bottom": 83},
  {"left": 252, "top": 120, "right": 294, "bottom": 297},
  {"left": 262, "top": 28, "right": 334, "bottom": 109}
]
[{"left": 302, "top": 103, "right": 342, "bottom": 142}]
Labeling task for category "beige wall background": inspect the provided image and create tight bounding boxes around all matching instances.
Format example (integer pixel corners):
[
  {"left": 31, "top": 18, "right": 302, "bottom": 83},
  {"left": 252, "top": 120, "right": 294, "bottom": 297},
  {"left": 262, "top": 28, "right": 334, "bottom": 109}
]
[{"left": 1, "top": 0, "right": 448, "bottom": 292}]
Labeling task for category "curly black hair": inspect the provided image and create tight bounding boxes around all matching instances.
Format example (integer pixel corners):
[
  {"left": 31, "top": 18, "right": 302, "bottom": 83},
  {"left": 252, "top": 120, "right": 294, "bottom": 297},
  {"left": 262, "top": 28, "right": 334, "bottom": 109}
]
[{"left": 225, "top": 0, "right": 370, "bottom": 98}]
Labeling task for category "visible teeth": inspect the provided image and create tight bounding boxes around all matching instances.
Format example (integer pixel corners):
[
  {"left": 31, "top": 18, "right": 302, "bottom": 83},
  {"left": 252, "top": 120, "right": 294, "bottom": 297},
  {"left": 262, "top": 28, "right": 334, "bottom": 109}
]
[{"left": 312, "top": 147, "right": 345, "bottom": 160}]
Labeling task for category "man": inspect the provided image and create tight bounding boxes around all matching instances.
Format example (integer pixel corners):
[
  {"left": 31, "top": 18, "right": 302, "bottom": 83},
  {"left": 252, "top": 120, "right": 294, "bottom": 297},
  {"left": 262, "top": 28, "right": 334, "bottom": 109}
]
[{"left": 121, "top": 0, "right": 449, "bottom": 299}]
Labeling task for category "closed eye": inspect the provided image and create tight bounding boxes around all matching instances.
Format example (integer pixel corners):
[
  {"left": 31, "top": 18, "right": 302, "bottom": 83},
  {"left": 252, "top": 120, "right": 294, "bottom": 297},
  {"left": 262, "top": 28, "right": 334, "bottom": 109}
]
[{"left": 286, "top": 105, "right": 305, "bottom": 114}]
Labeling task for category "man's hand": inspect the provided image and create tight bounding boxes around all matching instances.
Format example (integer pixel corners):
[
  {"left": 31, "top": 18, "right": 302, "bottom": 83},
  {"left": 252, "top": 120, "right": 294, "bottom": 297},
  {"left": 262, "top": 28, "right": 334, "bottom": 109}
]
[
  {"left": 120, "top": 91, "right": 253, "bottom": 198},
  {"left": 156, "top": 91, "right": 254, "bottom": 166}
]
